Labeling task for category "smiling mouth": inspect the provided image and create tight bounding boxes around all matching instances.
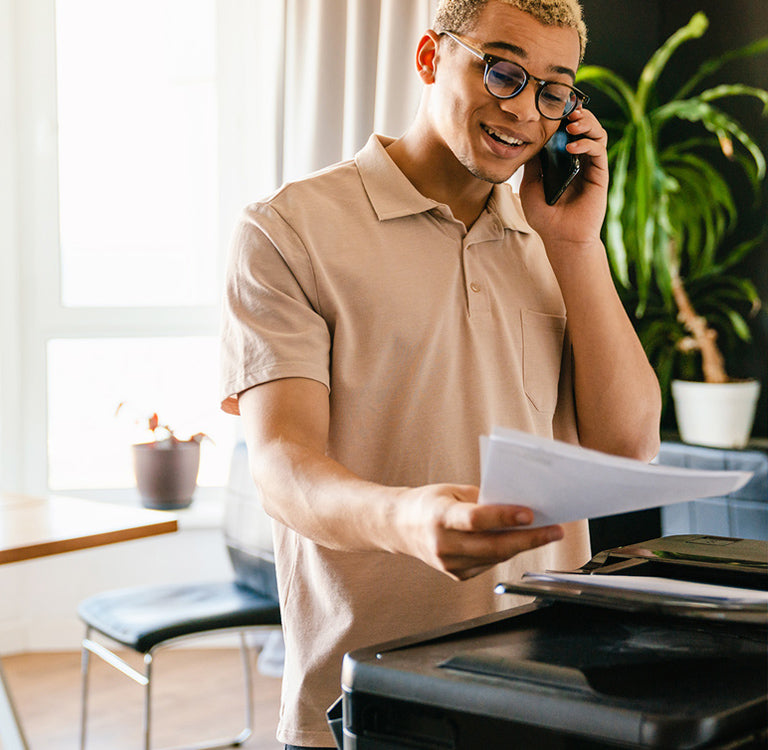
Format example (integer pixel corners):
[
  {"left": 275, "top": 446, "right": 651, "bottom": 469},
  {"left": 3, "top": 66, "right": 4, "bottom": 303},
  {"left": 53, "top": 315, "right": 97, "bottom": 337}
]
[{"left": 482, "top": 124, "right": 525, "bottom": 147}]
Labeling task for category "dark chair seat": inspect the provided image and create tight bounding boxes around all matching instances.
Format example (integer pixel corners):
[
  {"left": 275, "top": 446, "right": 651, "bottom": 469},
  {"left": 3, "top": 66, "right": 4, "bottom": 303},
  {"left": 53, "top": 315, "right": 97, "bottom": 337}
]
[{"left": 78, "top": 581, "right": 281, "bottom": 653}]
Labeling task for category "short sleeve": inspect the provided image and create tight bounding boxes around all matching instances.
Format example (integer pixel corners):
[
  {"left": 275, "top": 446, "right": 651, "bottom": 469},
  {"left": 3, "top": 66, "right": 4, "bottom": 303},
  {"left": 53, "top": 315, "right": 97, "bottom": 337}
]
[{"left": 220, "top": 203, "right": 331, "bottom": 415}]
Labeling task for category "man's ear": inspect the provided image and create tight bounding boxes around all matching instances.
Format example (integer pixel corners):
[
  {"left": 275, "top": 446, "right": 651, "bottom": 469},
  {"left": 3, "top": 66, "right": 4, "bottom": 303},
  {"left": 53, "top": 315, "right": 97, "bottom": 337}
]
[{"left": 415, "top": 30, "right": 440, "bottom": 84}]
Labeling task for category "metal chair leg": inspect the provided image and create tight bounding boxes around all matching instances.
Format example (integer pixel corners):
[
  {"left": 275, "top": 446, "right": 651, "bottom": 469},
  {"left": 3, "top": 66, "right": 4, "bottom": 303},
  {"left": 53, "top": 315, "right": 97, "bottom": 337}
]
[
  {"left": 144, "top": 652, "right": 153, "bottom": 750},
  {"left": 236, "top": 632, "right": 254, "bottom": 746},
  {"left": 79, "top": 627, "right": 92, "bottom": 750},
  {"left": 81, "top": 629, "right": 266, "bottom": 750}
]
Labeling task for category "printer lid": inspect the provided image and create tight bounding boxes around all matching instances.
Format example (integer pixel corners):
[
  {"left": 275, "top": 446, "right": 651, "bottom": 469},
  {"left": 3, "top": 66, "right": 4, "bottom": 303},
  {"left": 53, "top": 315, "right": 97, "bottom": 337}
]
[
  {"left": 581, "top": 534, "right": 767, "bottom": 573},
  {"left": 497, "top": 535, "right": 768, "bottom": 625}
]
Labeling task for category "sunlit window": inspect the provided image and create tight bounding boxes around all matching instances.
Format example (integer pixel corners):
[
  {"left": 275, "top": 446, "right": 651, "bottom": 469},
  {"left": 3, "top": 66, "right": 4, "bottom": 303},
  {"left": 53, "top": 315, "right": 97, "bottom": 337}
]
[
  {"left": 47, "top": 337, "right": 234, "bottom": 490},
  {"left": 55, "top": 0, "right": 218, "bottom": 307},
  {"left": 46, "top": 0, "right": 229, "bottom": 494}
]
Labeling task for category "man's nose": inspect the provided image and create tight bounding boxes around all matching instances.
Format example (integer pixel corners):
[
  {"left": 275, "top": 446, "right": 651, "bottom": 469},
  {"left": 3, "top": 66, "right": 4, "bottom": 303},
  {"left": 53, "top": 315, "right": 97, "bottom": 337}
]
[{"left": 498, "top": 81, "right": 539, "bottom": 121}]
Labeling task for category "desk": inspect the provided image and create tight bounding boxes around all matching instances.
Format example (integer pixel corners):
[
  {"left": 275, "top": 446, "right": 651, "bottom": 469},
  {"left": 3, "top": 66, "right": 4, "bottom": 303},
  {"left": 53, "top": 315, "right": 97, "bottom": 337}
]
[{"left": 0, "top": 493, "right": 178, "bottom": 749}]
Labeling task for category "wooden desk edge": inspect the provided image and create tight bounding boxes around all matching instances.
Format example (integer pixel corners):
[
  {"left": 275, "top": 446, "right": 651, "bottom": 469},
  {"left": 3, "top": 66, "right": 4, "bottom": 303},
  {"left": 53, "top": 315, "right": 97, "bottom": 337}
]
[{"left": 0, "top": 517, "right": 179, "bottom": 565}]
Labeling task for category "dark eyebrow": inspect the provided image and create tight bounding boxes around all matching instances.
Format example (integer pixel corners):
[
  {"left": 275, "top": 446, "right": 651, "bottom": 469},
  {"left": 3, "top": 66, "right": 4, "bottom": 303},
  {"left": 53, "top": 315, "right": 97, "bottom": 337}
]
[{"left": 483, "top": 40, "right": 577, "bottom": 81}]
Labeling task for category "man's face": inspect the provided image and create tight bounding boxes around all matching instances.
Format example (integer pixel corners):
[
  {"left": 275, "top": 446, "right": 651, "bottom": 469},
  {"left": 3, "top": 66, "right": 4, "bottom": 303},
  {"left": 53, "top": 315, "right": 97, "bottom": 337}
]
[{"left": 429, "top": 2, "right": 581, "bottom": 184}]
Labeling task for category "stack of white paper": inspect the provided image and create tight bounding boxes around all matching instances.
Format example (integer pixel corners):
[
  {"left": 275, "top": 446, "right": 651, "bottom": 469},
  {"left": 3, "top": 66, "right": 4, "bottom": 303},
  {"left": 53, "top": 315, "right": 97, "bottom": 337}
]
[
  {"left": 479, "top": 428, "right": 752, "bottom": 528},
  {"left": 521, "top": 572, "right": 768, "bottom": 606}
]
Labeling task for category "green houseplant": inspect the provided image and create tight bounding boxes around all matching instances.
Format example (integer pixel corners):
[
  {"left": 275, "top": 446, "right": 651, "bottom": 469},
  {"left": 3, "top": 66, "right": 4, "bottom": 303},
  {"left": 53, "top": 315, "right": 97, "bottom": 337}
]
[
  {"left": 116, "top": 403, "right": 208, "bottom": 509},
  {"left": 576, "top": 12, "right": 768, "bottom": 447}
]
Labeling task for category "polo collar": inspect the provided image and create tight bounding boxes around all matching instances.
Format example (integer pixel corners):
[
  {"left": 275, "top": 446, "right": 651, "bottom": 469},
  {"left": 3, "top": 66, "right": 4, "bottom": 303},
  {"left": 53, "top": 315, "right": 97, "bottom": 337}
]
[
  {"left": 355, "top": 134, "right": 532, "bottom": 235},
  {"left": 355, "top": 134, "right": 439, "bottom": 220}
]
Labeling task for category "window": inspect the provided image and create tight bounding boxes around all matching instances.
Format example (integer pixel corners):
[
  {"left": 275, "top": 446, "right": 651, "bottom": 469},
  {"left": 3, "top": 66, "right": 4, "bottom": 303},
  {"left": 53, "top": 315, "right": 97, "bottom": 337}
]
[
  {"left": 47, "top": 337, "right": 230, "bottom": 489},
  {"left": 48, "top": 0, "right": 232, "bottom": 493},
  {"left": 5, "top": 0, "right": 238, "bottom": 495},
  {"left": 5, "top": 0, "right": 431, "bottom": 496},
  {"left": 56, "top": 0, "right": 218, "bottom": 308}
]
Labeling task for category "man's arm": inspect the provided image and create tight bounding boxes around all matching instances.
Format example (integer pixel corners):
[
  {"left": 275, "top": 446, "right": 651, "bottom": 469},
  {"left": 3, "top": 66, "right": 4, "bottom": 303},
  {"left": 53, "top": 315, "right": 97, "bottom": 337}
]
[
  {"left": 548, "top": 236, "right": 661, "bottom": 460},
  {"left": 238, "top": 377, "right": 565, "bottom": 581},
  {"left": 521, "top": 108, "right": 661, "bottom": 461}
]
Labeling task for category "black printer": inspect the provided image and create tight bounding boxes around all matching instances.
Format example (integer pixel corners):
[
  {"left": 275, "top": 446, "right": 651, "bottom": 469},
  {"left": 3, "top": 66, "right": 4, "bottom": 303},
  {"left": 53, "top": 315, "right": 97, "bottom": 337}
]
[{"left": 331, "top": 535, "right": 768, "bottom": 749}]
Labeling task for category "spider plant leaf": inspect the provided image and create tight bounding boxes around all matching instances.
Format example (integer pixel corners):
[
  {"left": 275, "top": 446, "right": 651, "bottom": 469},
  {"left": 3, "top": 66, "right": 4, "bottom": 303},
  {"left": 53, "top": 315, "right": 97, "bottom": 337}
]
[
  {"left": 594, "top": 11, "right": 766, "bottom": 388},
  {"left": 696, "top": 83, "right": 768, "bottom": 113},
  {"left": 636, "top": 12, "right": 709, "bottom": 111},
  {"left": 723, "top": 308, "right": 753, "bottom": 342},
  {"left": 633, "top": 122, "right": 658, "bottom": 308},
  {"left": 665, "top": 181, "right": 708, "bottom": 274},
  {"left": 665, "top": 158, "right": 736, "bottom": 274},
  {"left": 654, "top": 100, "right": 766, "bottom": 180},
  {"left": 648, "top": 179, "right": 679, "bottom": 308},
  {"left": 605, "top": 131, "right": 632, "bottom": 288},
  {"left": 663, "top": 136, "right": 721, "bottom": 157},
  {"left": 576, "top": 66, "right": 637, "bottom": 119},
  {"left": 713, "top": 276, "right": 761, "bottom": 311},
  {"left": 729, "top": 151, "right": 766, "bottom": 196},
  {"left": 676, "top": 36, "right": 768, "bottom": 100},
  {"left": 712, "top": 233, "right": 768, "bottom": 274}
]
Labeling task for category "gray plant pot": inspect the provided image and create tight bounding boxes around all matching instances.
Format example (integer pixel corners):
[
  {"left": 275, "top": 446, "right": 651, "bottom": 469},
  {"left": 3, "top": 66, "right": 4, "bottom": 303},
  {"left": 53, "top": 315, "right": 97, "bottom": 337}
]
[{"left": 132, "top": 439, "right": 200, "bottom": 510}]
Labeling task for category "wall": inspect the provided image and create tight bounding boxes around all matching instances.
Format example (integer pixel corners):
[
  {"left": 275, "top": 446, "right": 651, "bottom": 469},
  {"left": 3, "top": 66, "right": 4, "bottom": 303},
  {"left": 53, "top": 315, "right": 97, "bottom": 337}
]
[
  {"left": 582, "top": 0, "right": 661, "bottom": 74},
  {"left": 0, "top": 0, "right": 23, "bottom": 491}
]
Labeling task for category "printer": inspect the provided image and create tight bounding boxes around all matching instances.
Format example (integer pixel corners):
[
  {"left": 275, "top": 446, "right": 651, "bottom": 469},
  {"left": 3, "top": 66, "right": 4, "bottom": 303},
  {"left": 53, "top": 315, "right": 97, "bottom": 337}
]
[{"left": 331, "top": 535, "right": 768, "bottom": 749}]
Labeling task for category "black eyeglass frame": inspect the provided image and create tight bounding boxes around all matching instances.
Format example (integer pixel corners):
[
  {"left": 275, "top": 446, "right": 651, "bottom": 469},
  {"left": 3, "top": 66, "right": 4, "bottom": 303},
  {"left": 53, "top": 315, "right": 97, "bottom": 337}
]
[{"left": 440, "top": 31, "right": 589, "bottom": 120}]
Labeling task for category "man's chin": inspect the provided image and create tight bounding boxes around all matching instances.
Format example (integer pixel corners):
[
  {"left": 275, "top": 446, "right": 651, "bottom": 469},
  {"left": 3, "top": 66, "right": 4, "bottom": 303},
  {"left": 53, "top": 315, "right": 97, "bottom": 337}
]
[{"left": 466, "top": 163, "right": 517, "bottom": 185}]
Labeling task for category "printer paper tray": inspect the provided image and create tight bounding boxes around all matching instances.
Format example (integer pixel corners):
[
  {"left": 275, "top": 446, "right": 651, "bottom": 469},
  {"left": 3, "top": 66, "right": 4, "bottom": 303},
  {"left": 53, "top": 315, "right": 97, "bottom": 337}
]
[{"left": 496, "top": 576, "right": 768, "bottom": 624}]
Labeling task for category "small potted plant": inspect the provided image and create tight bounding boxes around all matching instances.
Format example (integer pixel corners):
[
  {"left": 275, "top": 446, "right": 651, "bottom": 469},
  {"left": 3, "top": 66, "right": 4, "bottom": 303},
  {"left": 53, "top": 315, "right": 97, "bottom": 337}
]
[
  {"left": 117, "top": 403, "right": 208, "bottom": 510},
  {"left": 577, "top": 12, "right": 768, "bottom": 448}
]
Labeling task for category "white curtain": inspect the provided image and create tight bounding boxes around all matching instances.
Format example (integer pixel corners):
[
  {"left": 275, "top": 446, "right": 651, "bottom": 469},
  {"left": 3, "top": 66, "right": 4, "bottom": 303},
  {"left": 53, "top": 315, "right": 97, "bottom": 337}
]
[{"left": 218, "top": 0, "right": 437, "bottom": 215}]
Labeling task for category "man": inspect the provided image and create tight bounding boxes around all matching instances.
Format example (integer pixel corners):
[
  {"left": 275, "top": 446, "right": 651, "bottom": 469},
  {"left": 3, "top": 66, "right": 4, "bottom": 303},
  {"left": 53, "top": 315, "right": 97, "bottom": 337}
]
[{"left": 220, "top": 1, "right": 661, "bottom": 747}]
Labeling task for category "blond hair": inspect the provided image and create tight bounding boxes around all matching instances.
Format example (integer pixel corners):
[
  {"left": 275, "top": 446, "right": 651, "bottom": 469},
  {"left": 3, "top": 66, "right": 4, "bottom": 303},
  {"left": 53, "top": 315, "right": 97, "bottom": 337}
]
[{"left": 433, "top": 0, "right": 587, "bottom": 62}]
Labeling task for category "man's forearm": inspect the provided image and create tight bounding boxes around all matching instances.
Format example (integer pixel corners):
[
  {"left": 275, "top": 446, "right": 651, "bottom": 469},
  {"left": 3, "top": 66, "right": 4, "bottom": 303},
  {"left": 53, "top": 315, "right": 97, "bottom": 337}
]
[
  {"left": 247, "top": 434, "right": 407, "bottom": 553},
  {"left": 238, "top": 380, "right": 566, "bottom": 580},
  {"left": 548, "top": 239, "right": 661, "bottom": 460}
]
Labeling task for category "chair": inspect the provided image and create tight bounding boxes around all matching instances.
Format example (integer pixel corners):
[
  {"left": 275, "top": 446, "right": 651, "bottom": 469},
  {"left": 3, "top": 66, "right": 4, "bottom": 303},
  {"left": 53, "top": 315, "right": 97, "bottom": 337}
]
[{"left": 78, "top": 442, "right": 281, "bottom": 750}]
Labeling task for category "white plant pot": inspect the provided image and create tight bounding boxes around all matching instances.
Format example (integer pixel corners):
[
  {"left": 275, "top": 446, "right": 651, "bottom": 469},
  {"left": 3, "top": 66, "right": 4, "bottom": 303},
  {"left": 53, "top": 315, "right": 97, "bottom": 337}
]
[{"left": 671, "top": 379, "right": 761, "bottom": 449}]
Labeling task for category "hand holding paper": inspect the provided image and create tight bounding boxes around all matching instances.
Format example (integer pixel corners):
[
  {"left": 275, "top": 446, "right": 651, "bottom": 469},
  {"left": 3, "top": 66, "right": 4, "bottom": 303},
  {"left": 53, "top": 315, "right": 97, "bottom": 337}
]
[{"left": 479, "top": 428, "right": 752, "bottom": 528}]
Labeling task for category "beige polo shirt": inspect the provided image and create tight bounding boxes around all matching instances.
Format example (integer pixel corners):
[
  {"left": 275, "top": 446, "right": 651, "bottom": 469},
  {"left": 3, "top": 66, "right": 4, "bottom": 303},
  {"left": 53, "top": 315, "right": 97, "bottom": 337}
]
[{"left": 221, "top": 134, "right": 591, "bottom": 747}]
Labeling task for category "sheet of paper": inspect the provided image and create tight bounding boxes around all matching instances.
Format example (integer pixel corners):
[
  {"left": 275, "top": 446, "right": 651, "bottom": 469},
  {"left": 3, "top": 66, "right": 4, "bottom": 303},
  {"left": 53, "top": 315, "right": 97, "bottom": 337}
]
[
  {"left": 522, "top": 572, "right": 768, "bottom": 606},
  {"left": 478, "top": 427, "right": 752, "bottom": 527}
]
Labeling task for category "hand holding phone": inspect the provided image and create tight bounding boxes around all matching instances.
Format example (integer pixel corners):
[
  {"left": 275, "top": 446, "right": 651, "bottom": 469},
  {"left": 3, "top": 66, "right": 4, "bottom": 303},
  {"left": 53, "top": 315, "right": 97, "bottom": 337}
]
[{"left": 540, "top": 119, "right": 583, "bottom": 205}]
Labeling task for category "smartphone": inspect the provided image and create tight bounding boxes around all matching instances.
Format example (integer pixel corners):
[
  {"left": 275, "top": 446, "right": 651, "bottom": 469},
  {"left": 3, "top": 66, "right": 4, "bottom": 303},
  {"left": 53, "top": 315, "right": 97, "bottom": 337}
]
[{"left": 540, "top": 119, "right": 581, "bottom": 205}]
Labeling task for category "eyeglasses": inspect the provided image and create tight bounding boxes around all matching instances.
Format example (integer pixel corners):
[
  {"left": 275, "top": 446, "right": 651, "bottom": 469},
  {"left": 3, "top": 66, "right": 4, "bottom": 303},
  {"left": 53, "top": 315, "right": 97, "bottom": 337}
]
[{"left": 441, "top": 31, "right": 589, "bottom": 120}]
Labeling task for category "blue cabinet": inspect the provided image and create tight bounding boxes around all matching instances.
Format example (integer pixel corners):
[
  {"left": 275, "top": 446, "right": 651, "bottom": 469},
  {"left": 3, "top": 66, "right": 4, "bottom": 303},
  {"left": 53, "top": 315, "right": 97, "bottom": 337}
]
[{"left": 656, "top": 441, "right": 768, "bottom": 540}]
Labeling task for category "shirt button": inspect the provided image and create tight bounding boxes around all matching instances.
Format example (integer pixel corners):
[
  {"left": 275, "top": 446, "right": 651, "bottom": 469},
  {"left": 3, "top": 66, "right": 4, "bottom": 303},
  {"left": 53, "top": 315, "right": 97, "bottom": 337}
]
[{"left": 469, "top": 282, "right": 482, "bottom": 293}]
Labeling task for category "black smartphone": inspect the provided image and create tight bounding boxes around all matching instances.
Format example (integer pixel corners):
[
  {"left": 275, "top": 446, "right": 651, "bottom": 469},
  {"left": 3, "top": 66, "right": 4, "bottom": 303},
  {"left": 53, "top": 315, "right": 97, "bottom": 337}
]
[{"left": 540, "top": 119, "right": 581, "bottom": 205}]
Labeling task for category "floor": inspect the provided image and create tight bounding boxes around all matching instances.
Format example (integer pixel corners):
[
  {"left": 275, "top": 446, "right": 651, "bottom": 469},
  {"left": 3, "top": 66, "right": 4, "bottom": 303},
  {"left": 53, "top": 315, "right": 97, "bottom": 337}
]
[{"left": 2, "top": 648, "right": 283, "bottom": 749}]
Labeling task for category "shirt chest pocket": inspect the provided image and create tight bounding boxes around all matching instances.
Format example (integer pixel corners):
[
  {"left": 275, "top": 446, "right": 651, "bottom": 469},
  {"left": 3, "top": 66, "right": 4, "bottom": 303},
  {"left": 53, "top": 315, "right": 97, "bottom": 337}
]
[{"left": 521, "top": 309, "right": 566, "bottom": 415}]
